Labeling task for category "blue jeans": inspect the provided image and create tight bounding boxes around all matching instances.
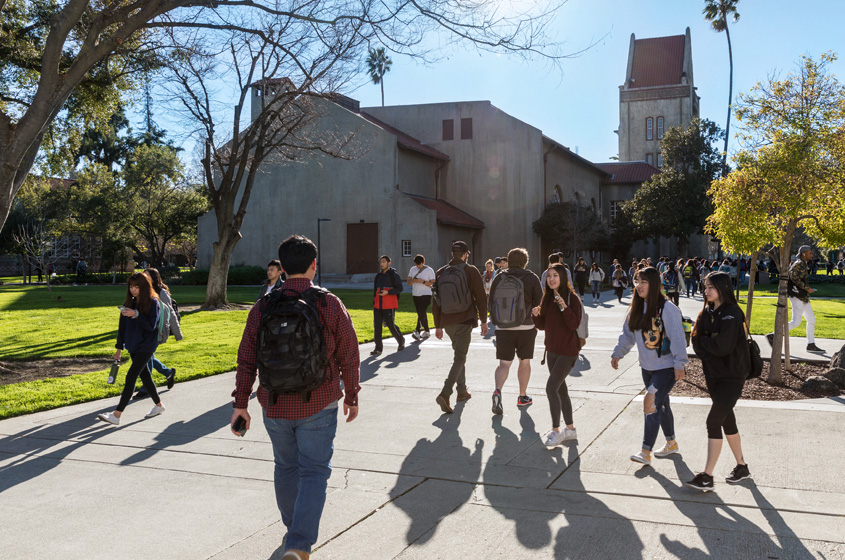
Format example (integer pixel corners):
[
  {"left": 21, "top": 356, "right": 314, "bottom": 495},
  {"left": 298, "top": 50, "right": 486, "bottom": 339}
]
[
  {"left": 641, "top": 368, "right": 676, "bottom": 451},
  {"left": 686, "top": 278, "right": 697, "bottom": 297},
  {"left": 263, "top": 405, "right": 338, "bottom": 554},
  {"left": 147, "top": 355, "right": 172, "bottom": 377}
]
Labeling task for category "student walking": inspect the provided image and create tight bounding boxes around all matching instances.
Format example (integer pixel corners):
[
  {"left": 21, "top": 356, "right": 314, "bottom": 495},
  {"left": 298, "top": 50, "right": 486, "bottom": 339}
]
[
  {"left": 433, "top": 241, "right": 488, "bottom": 413},
  {"left": 588, "top": 263, "right": 605, "bottom": 303},
  {"left": 97, "top": 273, "right": 165, "bottom": 425},
  {"left": 407, "top": 254, "right": 435, "bottom": 341},
  {"left": 611, "top": 267, "right": 688, "bottom": 466},
  {"left": 483, "top": 259, "right": 496, "bottom": 296},
  {"left": 766, "top": 245, "right": 822, "bottom": 353},
  {"left": 683, "top": 259, "right": 699, "bottom": 298},
  {"left": 685, "top": 272, "right": 752, "bottom": 492},
  {"left": 612, "top": 264, "right": 627, "bottom": 302},
  {"left": 661, "top": 261, "right": 681, "bottom": 306},
  {"left": 146, "top": 268, "right": 182, "bottom": 386},
  {"left": 488, "top": 248, "right": 542, "bottom": 414},
  {"left": 573, "top": 257, "right": 589, "bottom": 297},
  {"left": 371, "top": 255, "right": 404, "bottom": 356},
  {"left": 259, "top": 259, "right": 285, "bottom": 299},
  {"left": 532, "top": 264, "right": 582, "bottom": 446}
]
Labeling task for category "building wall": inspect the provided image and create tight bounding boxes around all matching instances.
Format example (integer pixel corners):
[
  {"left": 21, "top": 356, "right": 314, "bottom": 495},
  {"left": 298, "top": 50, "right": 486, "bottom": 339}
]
[
  {"left": 364, "top": 101, "right": 546, "bottom": 273},
  {"left": 618, "top": 88, "right": 697, "bottom": 162},
  {"left": 544, "top": 147, "right": 605, "bottom": 213}
]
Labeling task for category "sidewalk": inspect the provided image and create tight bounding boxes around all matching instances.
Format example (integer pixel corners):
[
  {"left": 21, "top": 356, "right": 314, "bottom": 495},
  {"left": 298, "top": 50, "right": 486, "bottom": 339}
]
[{"left": 1, "top": 289, "right": 843, "bottom": 559}]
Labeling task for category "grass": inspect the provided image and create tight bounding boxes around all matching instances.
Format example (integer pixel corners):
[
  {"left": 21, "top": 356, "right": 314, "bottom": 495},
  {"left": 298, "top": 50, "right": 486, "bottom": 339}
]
[
  {"left": 745, "top": 283, "right": 845, "bottom": 298},
  {"left": 740, "top": 296, "right": 845, "bottom": 339},
  {"left": 0, "top": 284, "right": 430, "bottom": 418}
]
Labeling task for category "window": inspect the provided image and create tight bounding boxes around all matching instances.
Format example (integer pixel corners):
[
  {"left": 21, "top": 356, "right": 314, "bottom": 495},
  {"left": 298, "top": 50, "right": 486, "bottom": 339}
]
[
  {"left": 610, "top": 200, "right": 622, "bottom": 221},
  {"left": 657, "top": 153, "right": 664, "bottom": 168},
  {"left": 657, "top": 116, "right": 664, "bottom": 139},
  {"left": 552, "top": 185, "right": 562, "bottom": 204},
  {"left": 402, "top": 240, "right": 412, "bottom": 257},
  {"left": 646, "top": 117, "right": 653, "bottom": 141},
  {"left": 442, "top": 119, "right": 454, "bottom": 141},
  {"left": 460, "top": 118, "right": 473, "bottom": 140},
  {"left": 646, "top": 153, "right": 654, "bottom": 166}
]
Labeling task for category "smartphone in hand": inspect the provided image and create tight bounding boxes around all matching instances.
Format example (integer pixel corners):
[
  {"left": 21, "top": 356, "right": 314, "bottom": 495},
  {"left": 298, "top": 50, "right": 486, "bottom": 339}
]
[
  {"left": 117, "top": 306, "right": 127, "bottom": 311},
  {"left": 232, "top": 416, "right": 247, "bottom": 437}
]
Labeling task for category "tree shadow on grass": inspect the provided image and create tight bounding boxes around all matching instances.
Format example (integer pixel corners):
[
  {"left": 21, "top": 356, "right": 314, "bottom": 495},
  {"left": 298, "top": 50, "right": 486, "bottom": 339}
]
[{"left": 3, "top": 332, "right": 115, "bottom": 361}]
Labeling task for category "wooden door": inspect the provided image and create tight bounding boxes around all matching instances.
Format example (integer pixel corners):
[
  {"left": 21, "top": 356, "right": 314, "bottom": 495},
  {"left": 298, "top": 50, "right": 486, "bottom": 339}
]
[{"left": 346, "top": 223, "right": 378, "bottom": 274}]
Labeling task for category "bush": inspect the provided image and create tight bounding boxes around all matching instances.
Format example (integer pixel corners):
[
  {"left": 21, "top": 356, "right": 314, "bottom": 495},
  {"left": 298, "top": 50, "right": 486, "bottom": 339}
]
[
  {"left": 49, "top": 272, "right": 132, "bottom": 285},
  {"left": 808, "top": 274, "right": 845, "bottom": 284},
  {"left": 178, "top": 266, "right": 265, "bottom": 286}
]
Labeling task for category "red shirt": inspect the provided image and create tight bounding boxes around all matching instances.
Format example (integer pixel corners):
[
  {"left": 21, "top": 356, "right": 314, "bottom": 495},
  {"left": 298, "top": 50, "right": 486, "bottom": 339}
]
[{"left": 232, "top": 278, "right": 361, "bottom": 419}]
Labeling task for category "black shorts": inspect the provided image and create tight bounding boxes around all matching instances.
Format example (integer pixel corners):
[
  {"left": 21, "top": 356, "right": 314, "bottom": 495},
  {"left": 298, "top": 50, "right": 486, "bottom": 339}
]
[{"left": 495, "top": 329, "right": 537, "bottom": 361}]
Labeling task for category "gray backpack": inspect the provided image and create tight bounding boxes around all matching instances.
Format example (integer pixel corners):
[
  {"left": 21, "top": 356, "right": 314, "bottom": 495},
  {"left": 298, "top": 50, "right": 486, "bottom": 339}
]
[
  {"left": 435, "top": 263, "right": 473, "bottom": 314},
  {"left": 490, "top": 272, "right": 527, "bottom": 328}
]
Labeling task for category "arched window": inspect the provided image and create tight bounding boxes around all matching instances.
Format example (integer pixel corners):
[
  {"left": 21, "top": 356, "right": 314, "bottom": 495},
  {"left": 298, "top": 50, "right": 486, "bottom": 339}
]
[
  {"left": 552, "top": 185, "right": 562, "bottom": 204},
  {"left": 591, "top": 197, "right": 597, "bottom": 215},
  {"left": 646, "top": 117, "right": 653, "bottom": 141},
  {"left": 657, "top": 116, "right": 664, "bottom": 139}
]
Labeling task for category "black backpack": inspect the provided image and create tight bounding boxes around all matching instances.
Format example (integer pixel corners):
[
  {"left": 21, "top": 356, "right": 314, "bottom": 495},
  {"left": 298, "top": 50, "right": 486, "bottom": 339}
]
[
  {"left": 257, "top": 286, "right": 329, "bottom": 404},
  {"left": 435, "top": 263, "right": 473, "bottom": 314}
]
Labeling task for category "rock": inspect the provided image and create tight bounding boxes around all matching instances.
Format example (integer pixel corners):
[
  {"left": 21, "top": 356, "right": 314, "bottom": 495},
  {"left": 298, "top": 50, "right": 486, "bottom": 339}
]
[
  {"left": 823, "top": 367, "right": 845, "bottom": 389},
  {"left": 802, "top": 376, "right": 838, "bottom": 393},
  {"left": 830, "top": 345, "right": 845, "bottom": 369}
]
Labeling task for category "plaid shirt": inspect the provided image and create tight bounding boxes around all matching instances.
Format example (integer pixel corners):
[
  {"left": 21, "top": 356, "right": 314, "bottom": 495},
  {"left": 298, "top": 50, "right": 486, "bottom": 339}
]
[{"left": 232, "top": 278, "right": 361, "bottom": 419}]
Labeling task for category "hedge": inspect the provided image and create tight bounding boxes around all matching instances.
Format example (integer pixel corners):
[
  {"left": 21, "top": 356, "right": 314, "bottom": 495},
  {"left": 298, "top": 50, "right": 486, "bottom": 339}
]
[{"left": 178, "top": 265, "right": 265, "bottom": 286}]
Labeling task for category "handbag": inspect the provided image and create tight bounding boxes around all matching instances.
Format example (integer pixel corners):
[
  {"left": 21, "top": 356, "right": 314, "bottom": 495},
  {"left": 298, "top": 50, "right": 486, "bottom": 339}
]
[{"left": 742, "top": 316, "right": 763, "bottom": 380}]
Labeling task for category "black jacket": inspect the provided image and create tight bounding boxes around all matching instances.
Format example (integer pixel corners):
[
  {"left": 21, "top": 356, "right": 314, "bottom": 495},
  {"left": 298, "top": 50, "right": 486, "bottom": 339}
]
[{"left": 691, "top": 303, "right": 750, "bottom": 380}]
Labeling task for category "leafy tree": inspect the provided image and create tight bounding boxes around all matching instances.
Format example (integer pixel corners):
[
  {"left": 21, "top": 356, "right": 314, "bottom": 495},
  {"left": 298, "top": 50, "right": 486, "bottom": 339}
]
[
  {"left": 627, "top": 118, "right": 723, "bottom": 255},
  {"left": 532, "top": 201, "right": 609, "bottom": 263},
  {"left": 366, "top": 47, "right": 393, "bottom": 107},
  {"left": 703, "top": 0, "right": 740, "bottom": 176},
  {"left": 708, "top": 53, "right": 845, "bottom": 384}
]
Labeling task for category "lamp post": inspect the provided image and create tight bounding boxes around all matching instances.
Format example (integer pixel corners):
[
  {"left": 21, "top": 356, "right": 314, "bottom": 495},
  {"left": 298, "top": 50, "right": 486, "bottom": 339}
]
[{"left": 317, "top": 218, "right": 332, "bottom": 286}]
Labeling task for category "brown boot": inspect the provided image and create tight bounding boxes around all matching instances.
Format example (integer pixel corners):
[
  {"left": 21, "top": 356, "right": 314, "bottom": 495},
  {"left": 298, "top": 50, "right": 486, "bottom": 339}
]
[
  {"left": 456, "top": 389, "right": 472, "bottom": 401},
  {"left": 436, "top": 394, "right": 453, "bottom": 414}
]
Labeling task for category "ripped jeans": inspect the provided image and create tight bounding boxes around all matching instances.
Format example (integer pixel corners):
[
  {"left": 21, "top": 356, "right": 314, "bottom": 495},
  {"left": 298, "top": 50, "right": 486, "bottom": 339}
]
[{"left": 641, "top": 367, "right": 676, "bottom": 451}]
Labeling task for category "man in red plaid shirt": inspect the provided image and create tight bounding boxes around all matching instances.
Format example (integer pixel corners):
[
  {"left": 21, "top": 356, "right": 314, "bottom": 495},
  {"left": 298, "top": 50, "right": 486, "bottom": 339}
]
[{"left": 231, "top": 234, "right": 360, "bottom": 560}]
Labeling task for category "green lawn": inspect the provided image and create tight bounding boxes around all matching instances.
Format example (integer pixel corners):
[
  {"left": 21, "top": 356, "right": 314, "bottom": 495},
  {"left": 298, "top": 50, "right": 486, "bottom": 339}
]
[
  {"left": 745, "top": 283, "right": 845, "bottom": 298},
  {"left": 741, "top": 296, "right": 845, "bottom": 339},
  {"left": 0, "top": 284, "right": 429, "bottom": 418}
]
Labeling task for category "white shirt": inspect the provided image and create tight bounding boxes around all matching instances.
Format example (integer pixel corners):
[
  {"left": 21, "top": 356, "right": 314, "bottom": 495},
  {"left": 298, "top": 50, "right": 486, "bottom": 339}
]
[{"left": 408, "top": 265, "right": 435, "bottom": 296}]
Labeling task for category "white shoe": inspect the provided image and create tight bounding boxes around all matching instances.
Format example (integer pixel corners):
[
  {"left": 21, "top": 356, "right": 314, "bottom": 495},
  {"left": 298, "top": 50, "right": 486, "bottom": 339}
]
[
  {"left": 411, "top": 331, "right": 421, "bottom": 341},
  {"left": 560, "top": 427, "right": 578, "bottom": 441},
  {"left": 630, "top": 450, "right": 651, "bottom": 465},
  {"left": 421, "top": 331, "right": 431, "bottom": 340},
  {"left": 144, "top": 404, "right": 166, "bottom": 418},
  {"left": 654, "top": 442, "right": 679, "bottom": 458},
  {"left": 544, "top": 430, "right": 565, "bottom": 447},
  {"left": 97, "top": 412, "right": 119, "bottom": 425}
]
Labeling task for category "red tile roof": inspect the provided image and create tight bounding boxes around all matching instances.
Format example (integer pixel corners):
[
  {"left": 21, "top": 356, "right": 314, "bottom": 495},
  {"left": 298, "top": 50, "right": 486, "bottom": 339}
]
[
  {"left": 630, "top": 35, "right": 685, "bottom": 88},
  {"left": 405, "top": 194, "right": 484, "bottom": 229},
  {"left": 595, "top": 162, "right": 660, "bottom": 184},
  {"left": 359, "top": 111, "right": 449, "bottom": 161}
]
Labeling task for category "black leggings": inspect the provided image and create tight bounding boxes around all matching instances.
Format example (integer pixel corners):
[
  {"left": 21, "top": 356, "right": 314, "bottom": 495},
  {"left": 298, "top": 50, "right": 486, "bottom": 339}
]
[
  {"left": 576, "top": 277, "right": 587, "bottom": 297},
  {"left": 704, "top": 377, "right": 744, "bottom": 439},
  {"left": 545, "top": 352, "right": 577, "bottom": 428},
  {"left": 116, "top": 351, "right": 159, "bottom": 412},
  {"left": 413, "top": 295, "right": 431, "bottom": 332}
]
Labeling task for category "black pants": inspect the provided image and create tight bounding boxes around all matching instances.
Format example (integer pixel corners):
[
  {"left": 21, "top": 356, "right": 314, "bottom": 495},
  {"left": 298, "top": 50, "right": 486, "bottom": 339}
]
[
  {"left": 116, "top": 351, "right": 159, "bottom": 412},
  {"left": 575, "top": 276, "right": 587, "bottom": 297},
  {"left": 412, "top": 295, "right": 431, "bottom": 333},
  {"left": 614, "top": 286, "right": 624, "bottom": 302},
  {"left": 666, "top": 290, "right": 679, "bottom": 306},
  {"left": 704, "top": 376, "right": 744, "bottom": 439},
  {"left": 545, "top": 352, "right": 577, "bottom": 428},
  {"left": 373, "top": 308, "right": 403, "bottom": 351}
]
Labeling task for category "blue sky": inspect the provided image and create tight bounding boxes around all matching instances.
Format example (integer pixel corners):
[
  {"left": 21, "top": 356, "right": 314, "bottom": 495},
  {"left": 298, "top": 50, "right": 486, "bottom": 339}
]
[{"left": 339, "top": 0, "right": 845, "bottom": 164}]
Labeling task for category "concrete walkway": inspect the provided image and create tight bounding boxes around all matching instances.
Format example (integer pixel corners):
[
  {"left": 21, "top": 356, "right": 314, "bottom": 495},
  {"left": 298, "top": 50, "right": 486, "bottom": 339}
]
[{"left": 1, "top": 289, "right": 843, "bottom": 559}]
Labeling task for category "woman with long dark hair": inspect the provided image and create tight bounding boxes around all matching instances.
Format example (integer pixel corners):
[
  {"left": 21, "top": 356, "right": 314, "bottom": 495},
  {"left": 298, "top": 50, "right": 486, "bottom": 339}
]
[
  {"left": 588, "top": 262, "right": 605, "bottom": 303},
  {"left": 612, "top": 264, "right": 627, "bottom": 303},
  {"left": 685, "top": 271, "right": 751, "bottom": 491},
  {"left": 97, "top": 273, "right": 165, "bottom": 425},
  {"left": 573, "top": 257, "right": 589, "bottom": 297},
  {"left": 611, "top": 267, "right": 689, "bottom": 465},
  {"left": 145, "top": 268, "right": 182, "bottom": 387},
  {"left": 532, "top": 264, "right": 582, "bottom": 446}
]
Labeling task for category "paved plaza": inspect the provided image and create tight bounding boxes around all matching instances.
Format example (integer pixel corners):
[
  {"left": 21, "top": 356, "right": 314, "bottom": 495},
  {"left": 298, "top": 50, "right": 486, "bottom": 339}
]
[{"left": 1, "top": 290, "right": 843, "bottom": 559}]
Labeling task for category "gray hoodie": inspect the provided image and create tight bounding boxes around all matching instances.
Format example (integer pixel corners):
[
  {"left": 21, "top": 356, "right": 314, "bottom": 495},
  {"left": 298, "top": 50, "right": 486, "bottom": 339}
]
[{"left": 611, "top": 300, "right": 689, "bottom": 371}]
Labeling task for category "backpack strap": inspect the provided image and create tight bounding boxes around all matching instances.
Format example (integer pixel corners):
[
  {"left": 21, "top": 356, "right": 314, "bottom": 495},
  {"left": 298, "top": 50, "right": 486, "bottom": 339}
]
[{"left": 656, "top": 300, "right": 667, "bottom": 358}]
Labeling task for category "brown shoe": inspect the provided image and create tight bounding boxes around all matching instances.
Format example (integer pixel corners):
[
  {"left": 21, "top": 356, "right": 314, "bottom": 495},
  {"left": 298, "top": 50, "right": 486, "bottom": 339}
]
[
  {"left": 456, "top": 390, "right": 472, "bottom": 401},
  {"left": 436, "top": 394, "right": 453, "bottom": 414},
  {"left": 282, "top": 551, "right": 310, "bottom": 560}
]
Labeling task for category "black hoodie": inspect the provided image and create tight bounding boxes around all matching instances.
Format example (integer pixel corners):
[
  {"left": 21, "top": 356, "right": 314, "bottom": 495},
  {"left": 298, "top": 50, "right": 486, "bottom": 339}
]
[{"left": 691, "top": 303, "right": 750, "bottom": 380}]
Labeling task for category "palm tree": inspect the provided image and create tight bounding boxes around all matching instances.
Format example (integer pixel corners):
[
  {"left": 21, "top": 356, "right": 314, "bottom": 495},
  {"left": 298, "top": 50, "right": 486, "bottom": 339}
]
[
  {"left": 703, "top": 0, "right": 740, "bottom": 177},
  {"left": 366, "top": 47, "right": 392, "bottom": 106}
]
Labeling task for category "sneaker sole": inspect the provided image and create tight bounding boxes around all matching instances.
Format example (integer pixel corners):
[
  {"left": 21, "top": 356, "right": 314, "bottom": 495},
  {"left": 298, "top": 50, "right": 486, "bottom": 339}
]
[
  {"left": 97, "top": 415, "right": 119, "bottom": 426},
  {"left": 725, "top": 474, "right": 752, "bottom": 484},
  {"left": 435, "top": 395, "right": 453, "bottom": 414},
  {"left": 684, "top": 482, "right": 714, "bottom": 492},
  {"left": 516, "top": 400, "right": 533, "bottom": 407},
  {"left": 492, "top": 395, "right": 503, "bottom": 415},
  {"left": 630, "top": 456, "right": 651, "bottom": 465},
  {"left": 654, "top": 448, "right": 679, "bottom": 458}
]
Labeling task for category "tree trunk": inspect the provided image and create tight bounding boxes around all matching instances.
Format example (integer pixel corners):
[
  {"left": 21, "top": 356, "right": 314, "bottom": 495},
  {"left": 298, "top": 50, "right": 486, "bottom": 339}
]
[
  {"left": 768, "top": 222, "right": 797, "bottom": 384},
  {"left": 745, "top": 251, "right": 759, "bottom": 327},
  {"left": 722, "top": 24, "right": 733, "bottom": 177},
  {"left": 380, "top": 80, "right": 385, "bottom": 107},
  {"left": 202, "top": 232, "right": 241, "bottom": 310}
]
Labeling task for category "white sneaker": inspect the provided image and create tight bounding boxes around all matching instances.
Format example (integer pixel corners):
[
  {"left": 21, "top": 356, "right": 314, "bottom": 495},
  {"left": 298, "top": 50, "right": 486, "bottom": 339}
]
[
  {"left": 421, "top": 331, "right": 431, "bottom": 340},
  {"left": 561, "top": 427, "right": 578, "bottom": 441},
  {"left": 97, "top": 412, "right": 119, "bottom": 425},
  {"left": 411, "top": 331, "right": 421, "bottom": 341},
  {"left": 654, "top": 442, "right": 679, "bottom": 458},
  {"left": 144, "top": 404, "right": 166, "bottom": 418},
  {"left": 544, "top": 430, "right": 564, "bottom": 447},
  {"left": 630, "top": 450, "right": 651, "bottom": 465}
]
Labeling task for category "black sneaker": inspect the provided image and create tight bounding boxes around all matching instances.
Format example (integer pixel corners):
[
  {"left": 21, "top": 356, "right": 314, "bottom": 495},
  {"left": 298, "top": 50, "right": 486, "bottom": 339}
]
[
  {"left": 516, "top": 395, "right": 533, "bottom": 407},
  {"left": 369, "top": 349, "right": 382, "bottom": 356},
  {"left": 132, "top": 388, "right": 150, "bottom": 401},
  {"left": 726, "top": 464, "right": 752, "bottom": 484},
  {"left": 166, "top": 368, "right": 176, "bottom": 390},
  {"left": 492, "top": 390, "right": 503, "bottom": 415},
  {"left": 765, "top": 332, "right": 774, "bottom": 347},
  {"left": 685, "top": 472, "right": 715, "bottom": 492},
  {"left": 807, "top": 343, "right": 823, "bottom": 352}
]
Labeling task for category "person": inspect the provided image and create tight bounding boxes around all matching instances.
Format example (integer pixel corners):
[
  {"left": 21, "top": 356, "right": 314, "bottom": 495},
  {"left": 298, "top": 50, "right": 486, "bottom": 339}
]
[
  {"left": 612, "top": 264, "right": 627, "bottom": 303},
  {"left": 499, "top": 257, "right": 509, "bottom": 273},
  {"left": 371, "top": 255, "right": 404, "bottom": 356},
  {"left": 259, "top": 259, "right": 285, "bottom": 299},
  {"left": 75, "top": 259, "right": 87, "bottom": 286},
  {"left": 838, "top": 258, "right": 844, "bottom": 275},
  {"left": 683, "top": 258, "right": 699, "bottom": 298},
  {"left": 407, "top": 254, "right": 435, "bottom": 341},
  {"left": 573, "top": 257, "right": 588, "bottom": 297},
  {"left": 35, "top": 263, "right": 43, "bottom": 283},
  {"left": 532, "top": 263, "right": 582, "bottom": 446},
  {"left": 766, "top": 245, "right": 821, "bottom": 353},
  {"left": 661, "top": 260, "right": 681, "bottom": 306},
  {"left": 541, "top": 252, "right": 572, "bottom": 287},
  {"left": 826, "top": 259, "right": 834, "bottom": 275},
  {"left": 145, "top": 268, "right": 182, "bottom": 387},
  {"left": 97, "top": 273, "right": 165, "bottom": 425},
  {"left": 611, "top": 267, "right": 688, "bottom": 466},
  {"left": 628, "top": 260, "right": 637, "bottom": 290},
  {"left": 493, "top": 256, "right": 503, "bottom": 276},
  {"left": 483, "top": 259, "right": 495, "bottom": 296},
  {"left": 231, "top": 234, "right": 360, "bottom": 560},
  {"left": 433, "top": 241, "right": 488, "bottom": 413},
  {"left": 588, "top": 262, "right": 605, "bottom": 303},
  {"left": 488, "top": 247, "right": 542, "bottom": 414},
  {"left": 685, "top": 271, "right": 752, "bottom": 491}
]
